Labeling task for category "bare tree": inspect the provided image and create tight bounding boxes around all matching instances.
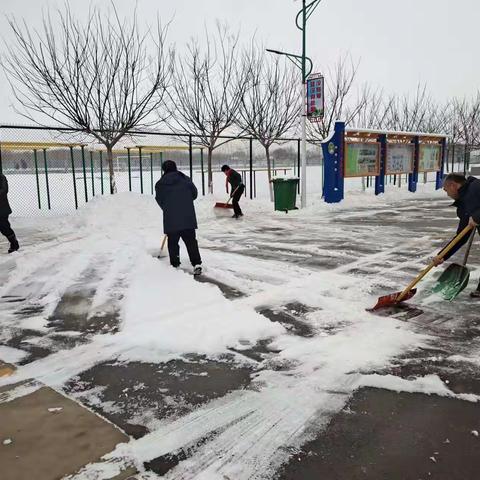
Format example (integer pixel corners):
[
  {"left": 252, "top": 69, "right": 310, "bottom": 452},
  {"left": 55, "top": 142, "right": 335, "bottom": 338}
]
[
  {"left": 381, "top": 85, "right": 433, "bottom": 132},
  {"left": 349, "top": 86, "right": 392, "bottom": 130},
  {"left": 167, "top": 24, "right": 250, "bottom": 193},
  {"left": 2, "top": 5, "right": 173, "bottom": 193},
  {"left": 453, "top": 93, "right": 480, "bottom": 173},
  {"left": 236, "top": 51, "right": 300, "bottom": 200}
]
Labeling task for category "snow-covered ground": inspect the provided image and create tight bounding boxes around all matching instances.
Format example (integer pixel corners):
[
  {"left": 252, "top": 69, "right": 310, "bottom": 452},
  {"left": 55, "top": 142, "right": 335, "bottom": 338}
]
[{"left": 1, "top": 184, "right": 479, "bottom": 479}]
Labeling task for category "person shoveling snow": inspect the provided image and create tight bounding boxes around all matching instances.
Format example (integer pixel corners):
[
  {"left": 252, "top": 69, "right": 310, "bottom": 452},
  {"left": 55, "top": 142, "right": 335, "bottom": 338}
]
[
  {"left": 155, "top": 160, "right": 202, "bottom": 276},
  {"left": 432, "top": 173, "right": 480, "bottom": 298},
  {"left": 221, "top": 164, "right": 245, "bottom": 219},
  {"left": 370, "top": 173, "right": 480, "bottom": 310}
]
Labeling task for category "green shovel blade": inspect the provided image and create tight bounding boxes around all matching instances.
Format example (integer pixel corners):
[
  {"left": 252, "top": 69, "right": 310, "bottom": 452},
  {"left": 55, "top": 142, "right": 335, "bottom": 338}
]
[{"left": 432, "top": 263, "right": 470, "bottom": 301}]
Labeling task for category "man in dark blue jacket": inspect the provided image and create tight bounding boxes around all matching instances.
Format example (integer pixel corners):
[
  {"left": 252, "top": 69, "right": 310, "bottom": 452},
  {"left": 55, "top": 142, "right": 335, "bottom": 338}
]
[
  {"left": 155, "top": 160, "right": 202, "bottom": 275},
  {"left": 0, "top": 173, "right": 19, "bottom": 254},
  {"left": 433, "top": 173, "right": 480, "bottom": 297}
]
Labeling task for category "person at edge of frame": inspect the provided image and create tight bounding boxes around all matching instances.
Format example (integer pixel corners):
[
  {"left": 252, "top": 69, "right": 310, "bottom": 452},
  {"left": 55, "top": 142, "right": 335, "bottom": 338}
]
[
  {"left": 432, "top": 172, "right": 480, "bottom": 298},
  {"left": 0, "top": 172, "right": 20, "bottom": 254}
]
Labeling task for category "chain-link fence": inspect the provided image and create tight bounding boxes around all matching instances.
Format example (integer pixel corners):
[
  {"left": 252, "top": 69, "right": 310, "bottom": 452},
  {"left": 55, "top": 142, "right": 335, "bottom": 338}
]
[{"left": 0, "top": 125, "right": 324, "bottom": 216}]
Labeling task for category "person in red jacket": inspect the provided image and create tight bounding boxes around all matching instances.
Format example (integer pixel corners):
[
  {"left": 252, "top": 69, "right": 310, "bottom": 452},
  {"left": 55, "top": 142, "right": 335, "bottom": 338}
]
[{"left": 221, "top": 164, "right": 245, "bottom": 219}]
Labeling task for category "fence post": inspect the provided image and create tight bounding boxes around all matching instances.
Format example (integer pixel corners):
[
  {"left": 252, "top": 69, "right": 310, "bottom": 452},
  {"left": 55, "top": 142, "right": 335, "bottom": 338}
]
[
  {"left": 70, "top": 146, "right": 78, "bottom": 209},
  {"left": 249, "top": 137, "right": 253, "bottom": 200},
  {"left": 100, "top": 151, "right": 104, "bottom": 195},
  {"left": 139, "top": 147, "right": 143, "bottom": 194},
  {"left": 150, "top": 152, "right": 154, "bottom": 194},
  {"left": 189, "top": 134, "right": 193, "bottom": 179},
  {"left": 43, "top": 148, "right": 51, "bottom": 209},
  {"left": 90, "top": 151, "right": 95, "bottom": 196},
  {"left": 33, "top": 149, "right": 41, "bottom": 209},
  {"left": 81, "top": 145, "right": 88, "bottom": 203},
  {"left": 200, "top": 148, "right": 205, "bottom": 196},
  {"left": 127, "top": 148, "right": 132, "bottom": 192}
]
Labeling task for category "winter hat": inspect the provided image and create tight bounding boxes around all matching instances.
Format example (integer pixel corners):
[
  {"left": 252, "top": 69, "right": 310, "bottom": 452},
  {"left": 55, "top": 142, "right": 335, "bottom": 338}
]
[
  {"left": 221, "top": 164, "right": 230, "bottom": 172},
  {"left": 162, "top": 160, "right": 177, "bottom": 174}
]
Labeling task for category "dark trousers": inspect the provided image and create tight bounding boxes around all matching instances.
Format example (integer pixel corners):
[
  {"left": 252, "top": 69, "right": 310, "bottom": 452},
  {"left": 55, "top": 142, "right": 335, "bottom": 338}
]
[
  {"left": 232, "top": 184, "right": 245, "bottom": 216},
  {"left": 167, "top": 229, "right": 202, "bottom": 267},
  {"left": 0, "top": 216, "right": 15, "bottom": 240}
]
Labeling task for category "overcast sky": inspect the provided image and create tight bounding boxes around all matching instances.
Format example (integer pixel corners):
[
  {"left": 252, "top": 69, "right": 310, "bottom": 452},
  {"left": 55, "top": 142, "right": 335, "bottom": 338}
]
[{"left": 0, "top": 0, "right": 478, "bottom": 124}]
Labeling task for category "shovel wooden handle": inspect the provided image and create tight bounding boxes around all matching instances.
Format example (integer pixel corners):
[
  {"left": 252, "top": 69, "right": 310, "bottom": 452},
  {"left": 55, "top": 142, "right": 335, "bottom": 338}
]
[
  {"left": 397, "top": 225, "right": 473, "bottom": 302},
  {"left": 226, "top": 186, "right": 240, "bottom": 205},
  {"left": 161, "top": 234, "right": 168, "bottom": 251}
]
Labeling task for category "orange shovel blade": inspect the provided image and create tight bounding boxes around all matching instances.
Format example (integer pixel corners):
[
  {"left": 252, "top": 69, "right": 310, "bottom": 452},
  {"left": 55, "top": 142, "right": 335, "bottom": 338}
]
[
  {"left": 214, "top": 202, "right": 234, "bottom": 209},
  {"left": 368, "top": 288, "right": 417, "bottom": 311}
]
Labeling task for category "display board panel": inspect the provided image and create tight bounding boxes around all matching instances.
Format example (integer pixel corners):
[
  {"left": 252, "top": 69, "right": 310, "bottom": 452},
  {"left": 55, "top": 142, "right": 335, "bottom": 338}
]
[
  {"left": 386, "top": 144, "right": 415, "bottom": 174},
  {"left": 344, "top": 142, "right": 380, "bottom": 177},
  {"left": 419, "top": 144, "right": 441, "bottom": 172}
]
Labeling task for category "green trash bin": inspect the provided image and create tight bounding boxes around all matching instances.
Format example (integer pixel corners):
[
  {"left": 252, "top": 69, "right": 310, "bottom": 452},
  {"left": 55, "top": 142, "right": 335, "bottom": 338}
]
[{"left": 271, "top": 177, "right": 299, "bottom": 212}]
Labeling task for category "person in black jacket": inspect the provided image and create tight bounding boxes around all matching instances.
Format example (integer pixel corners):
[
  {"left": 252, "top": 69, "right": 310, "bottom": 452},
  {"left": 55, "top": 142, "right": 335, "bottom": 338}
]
[
  {"left": 221, "top": 164, "right": 245, "bottom": 219},
  {"left": 432, "top": 173, "right": 480, "bottom": 297},
  {"left": 0, "top": 173, "right": 19, "bottom": 254},
  {"left": 155, "top": 160, "right": 202, "bottom": 275}
]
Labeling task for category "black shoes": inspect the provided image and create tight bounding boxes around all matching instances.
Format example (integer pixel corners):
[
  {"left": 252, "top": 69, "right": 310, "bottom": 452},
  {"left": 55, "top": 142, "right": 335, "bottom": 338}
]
[
  {"left": 193, "top": 265, "right": 202, "bottom": 276},
  {"left": 470, "top": 290, "right": 480, "bottom": 299},
  {"left": 232, "top": 213, "right": 244, "bottom": 219},
  {"left": 7, "top": 235, "right": 19, "bottom": 254}
]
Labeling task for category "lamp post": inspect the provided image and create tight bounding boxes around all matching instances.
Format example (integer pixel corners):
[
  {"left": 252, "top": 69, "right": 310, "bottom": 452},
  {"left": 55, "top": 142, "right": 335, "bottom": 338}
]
[{"left": 266, "top": 0, "right": 322, "bottom": 208}]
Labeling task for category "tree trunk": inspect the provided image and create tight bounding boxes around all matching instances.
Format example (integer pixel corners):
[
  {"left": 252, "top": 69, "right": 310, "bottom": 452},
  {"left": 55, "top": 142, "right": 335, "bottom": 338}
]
[
  {"left": 265, "top": 145, "right": 273, "bottom": 202},
  {"left": 208, "top": 147, "right": 214, "bottom": 194},
  {"left": 106, "top": 145, "right": 117, "bottom": 194},
  {"left": 464, "top": 143, "right": 470, "bottom": 175}
]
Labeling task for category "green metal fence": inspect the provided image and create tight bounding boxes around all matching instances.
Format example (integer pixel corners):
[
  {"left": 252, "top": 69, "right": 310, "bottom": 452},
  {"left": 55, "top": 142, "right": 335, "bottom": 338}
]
[{"left": 0, "top": 124, "right": 323, "bottom": 216}]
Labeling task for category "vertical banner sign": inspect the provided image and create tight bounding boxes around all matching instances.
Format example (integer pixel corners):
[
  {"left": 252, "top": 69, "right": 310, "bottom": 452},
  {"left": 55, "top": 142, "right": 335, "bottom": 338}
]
[
  {"left": 419, "top": 144, "right": 441, "bottom": 172},
  {"left": 344, "top": 142, "right": 380, "bottom": 177},
  {"left": 386, "top": 144, "right": 415, "bottom": 174},
  {"left": 306, "top": 74, "right": 324, "bottom": 122}
]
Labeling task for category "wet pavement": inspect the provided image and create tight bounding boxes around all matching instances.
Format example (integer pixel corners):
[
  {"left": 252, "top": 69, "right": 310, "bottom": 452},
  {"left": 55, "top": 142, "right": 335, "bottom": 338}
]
[{"left": 276, "top": 387, "right": 480, "bottom": 480}]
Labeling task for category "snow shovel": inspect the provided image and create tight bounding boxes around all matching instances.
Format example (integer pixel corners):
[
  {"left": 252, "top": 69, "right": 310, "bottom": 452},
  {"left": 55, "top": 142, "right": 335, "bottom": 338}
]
[
  {"left": 214, "top": 186, "right": 239, "bottom": 209},
  {"left": 369, "top": 225, "right": 473, "bottom": 311},
  {"left": 432, "top": 229, "right": 476, "bottom": 301}
]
